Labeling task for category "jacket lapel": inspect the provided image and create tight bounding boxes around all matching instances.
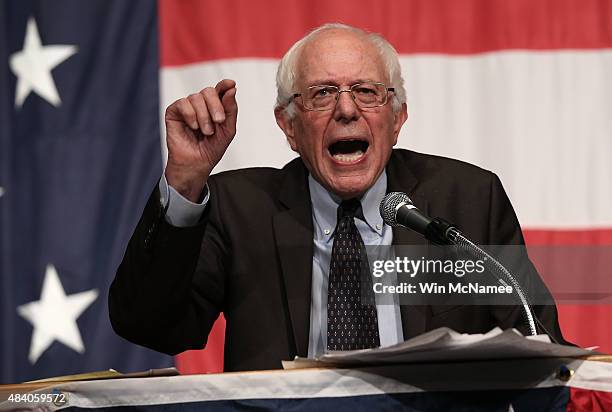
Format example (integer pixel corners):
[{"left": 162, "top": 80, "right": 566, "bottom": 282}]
[
  {"left": 386, "top": 151, "right": 430, "bottom": 340},
  {"left": 272, "top": 159, "right": 313, "bottom": 358}
]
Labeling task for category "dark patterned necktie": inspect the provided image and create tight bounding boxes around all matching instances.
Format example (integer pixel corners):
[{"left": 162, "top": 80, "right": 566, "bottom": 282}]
[{"left": 327, "top": 199, "right": 380, "bottom": 351}]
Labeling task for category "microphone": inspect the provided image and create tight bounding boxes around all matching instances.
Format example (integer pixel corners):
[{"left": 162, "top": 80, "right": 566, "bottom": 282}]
[
  {"left": 379, "top": 192, "right": 458, "bottom": 245},
  {"left": 379, "top": 191, "right": 539, "bottom": 337}
]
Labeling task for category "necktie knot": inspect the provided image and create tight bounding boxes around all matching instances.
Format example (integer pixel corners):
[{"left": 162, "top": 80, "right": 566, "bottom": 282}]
[{"left": 338, "top": 198, "right": 364, "bottom": 221}]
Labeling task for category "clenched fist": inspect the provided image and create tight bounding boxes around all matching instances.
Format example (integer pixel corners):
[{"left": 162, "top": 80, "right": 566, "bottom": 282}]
[{"left": 164, "top": 79, "right": 238, "bottom": 202}]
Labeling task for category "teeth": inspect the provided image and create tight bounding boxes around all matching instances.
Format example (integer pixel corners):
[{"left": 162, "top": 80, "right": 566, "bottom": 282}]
[{"left": 332, "top": 150, "right": 364, "bottom": 163}]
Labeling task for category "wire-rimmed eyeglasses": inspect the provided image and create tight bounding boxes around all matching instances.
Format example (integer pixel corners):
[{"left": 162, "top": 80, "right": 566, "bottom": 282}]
[{"left": 292, "top": 81, "right": 395, "bottom": 111}]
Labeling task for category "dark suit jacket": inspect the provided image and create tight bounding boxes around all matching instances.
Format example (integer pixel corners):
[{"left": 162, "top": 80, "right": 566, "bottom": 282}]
[{"left": 109, "top": 149, "right": 568, "bottom": 372}]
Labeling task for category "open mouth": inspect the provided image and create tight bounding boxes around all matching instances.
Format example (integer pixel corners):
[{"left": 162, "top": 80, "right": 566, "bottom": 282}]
[{"left": 328, "top": 139, "right": 369, "bottom": 163}]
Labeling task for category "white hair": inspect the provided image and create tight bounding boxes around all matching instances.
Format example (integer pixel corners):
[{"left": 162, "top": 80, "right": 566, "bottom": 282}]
[{"left": 275, "top": 23, "right": 406, "bottom": 118}]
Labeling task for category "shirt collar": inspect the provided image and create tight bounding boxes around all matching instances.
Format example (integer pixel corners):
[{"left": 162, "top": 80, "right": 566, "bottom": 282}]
[{"left": 309, "top": 171, "right": 387, "bottom": 242}]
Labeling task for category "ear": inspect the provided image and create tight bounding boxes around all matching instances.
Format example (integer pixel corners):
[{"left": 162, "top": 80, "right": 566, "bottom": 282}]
[
  {"left": 391, "top": 102, "right": 408, "bottom": 145},
  {"left": 275, "top": 106, "right": 298, "bottom": 151}
]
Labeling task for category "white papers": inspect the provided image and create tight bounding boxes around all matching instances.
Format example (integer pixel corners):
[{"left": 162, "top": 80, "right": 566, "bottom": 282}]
[{"left": 283, "top": 327, "right": 596, "bottom": 369}]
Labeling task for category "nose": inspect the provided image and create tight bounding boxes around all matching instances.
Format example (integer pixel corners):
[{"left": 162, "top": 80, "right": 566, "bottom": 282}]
[{"left": 333, "top": 89, "right": 360, "bottom": 123}]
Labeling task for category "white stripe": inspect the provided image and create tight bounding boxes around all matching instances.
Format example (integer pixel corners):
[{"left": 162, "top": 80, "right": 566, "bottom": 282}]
[
  {"left": 161, "top": 50, "right": 612, "bottom": 228},
  {"left": 160, "top": 59, "right": 296, "bottom": 172}
]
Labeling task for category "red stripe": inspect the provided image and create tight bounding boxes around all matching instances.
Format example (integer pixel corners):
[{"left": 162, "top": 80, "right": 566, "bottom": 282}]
[
  {"left": 159, "top": 0, "right": 612, "bottom": 66},
  {"left": 175, "top": 315, "right": 225, "bottom": 374},
  {"left": 524, "top": 229, "right": 612, "bottom": 245},
  {"left": 569, "top": 387, "right": 612, "bottom": 411},
  {"left": 177, "top": 308, "right": 612, "bottom": 374},
  {"left": 524, "top": 229, "right": 612, "bottom": 354},
  {"left": 558, "top": 304, "right": 612, "bottom": 353}
]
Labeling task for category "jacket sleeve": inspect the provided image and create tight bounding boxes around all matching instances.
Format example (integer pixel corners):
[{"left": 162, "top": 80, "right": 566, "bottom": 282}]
[{"left": 108, "top": 179, "right": 228, "bottom": 355}]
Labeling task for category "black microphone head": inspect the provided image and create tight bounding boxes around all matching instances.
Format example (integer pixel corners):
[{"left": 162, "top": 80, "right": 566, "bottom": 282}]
[{"left": 380, "top": 192, "right": 413, "bottom": 227}]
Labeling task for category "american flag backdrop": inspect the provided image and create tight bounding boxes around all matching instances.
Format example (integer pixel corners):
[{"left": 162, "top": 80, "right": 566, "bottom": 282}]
[{"left": 1, "top": 0, "right": 611, "bottom": 383}]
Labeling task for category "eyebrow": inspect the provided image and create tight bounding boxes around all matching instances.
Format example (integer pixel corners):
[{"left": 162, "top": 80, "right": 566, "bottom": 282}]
[{"left": 305, "top": 79, "right": 377, "bottom": 87}]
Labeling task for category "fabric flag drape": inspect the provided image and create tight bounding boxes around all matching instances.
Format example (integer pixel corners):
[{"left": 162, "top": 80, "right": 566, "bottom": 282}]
[{"left": 0, "top": 0, "right": 172, "bottom": 383}]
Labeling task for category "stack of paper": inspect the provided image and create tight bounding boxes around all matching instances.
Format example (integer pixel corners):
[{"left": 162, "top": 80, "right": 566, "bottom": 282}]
[{"left": 283, "top": 328, "right": 596, "bottom": 369}]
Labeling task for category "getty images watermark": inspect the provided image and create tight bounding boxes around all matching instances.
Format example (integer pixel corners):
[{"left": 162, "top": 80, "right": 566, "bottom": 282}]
[
  {"left": 361, "top": 245, "right": 563, "bottom": 306},
  {"left": 371, "top": 256, "right": 515, "bottom": 296}
]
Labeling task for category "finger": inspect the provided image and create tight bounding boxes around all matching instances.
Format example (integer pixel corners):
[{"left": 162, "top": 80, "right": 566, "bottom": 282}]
[
  {"left": 215, "top": 79, "right": 236, "bottom": 96},
  {"left": 187, "top": 93, "right": 214, "bottom": 135},
  {"left": 221, "top": 87, "right": 238, "bottom": 133},
  {"left": 201, "top": 87, "right": 226, "bottom": 124},
  {"left": 171, "top": 98, "right": 198, "bottom": 130}
]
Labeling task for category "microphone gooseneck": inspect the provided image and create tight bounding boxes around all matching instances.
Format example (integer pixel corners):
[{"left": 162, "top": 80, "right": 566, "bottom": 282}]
[
  {"left": 380, "top": 192, "right": 538, "bottom": 337},
  {"left": 446, "top": 231, "right": 537, "bottom": 336}
]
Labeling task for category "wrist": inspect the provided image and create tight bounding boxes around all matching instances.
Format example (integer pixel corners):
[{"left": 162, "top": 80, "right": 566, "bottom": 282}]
[{"left": 165, "top": 164, "right": 210, "bottom": 203}]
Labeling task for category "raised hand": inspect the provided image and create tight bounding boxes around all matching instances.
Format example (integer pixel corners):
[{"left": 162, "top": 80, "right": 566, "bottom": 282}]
[{"left": 164, "top": 79, "right": 238, "bottom": 202}]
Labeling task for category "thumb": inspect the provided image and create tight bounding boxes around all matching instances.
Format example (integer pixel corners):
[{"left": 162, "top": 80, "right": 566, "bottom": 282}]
[{"left": 222, "top": 87, "right": 238, "bottom": 126}]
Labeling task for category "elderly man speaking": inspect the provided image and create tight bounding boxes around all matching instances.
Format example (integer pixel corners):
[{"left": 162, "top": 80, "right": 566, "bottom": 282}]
[{"left": 109, "top": 24, "right": 567, "bottom": 372}]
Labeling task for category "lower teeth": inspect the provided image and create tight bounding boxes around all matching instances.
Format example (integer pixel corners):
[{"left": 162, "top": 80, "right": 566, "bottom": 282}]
[{"left": 333, "top": 150, "right": 364, "bottom": 162}]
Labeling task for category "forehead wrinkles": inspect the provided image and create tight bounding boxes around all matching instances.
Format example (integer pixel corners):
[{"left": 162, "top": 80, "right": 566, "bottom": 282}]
[{"left": 295, "top": 31, "right": 386, "bottom": 88}]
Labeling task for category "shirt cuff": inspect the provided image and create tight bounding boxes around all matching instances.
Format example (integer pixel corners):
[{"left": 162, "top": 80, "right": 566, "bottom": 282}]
[{"left": 159, "top": 174, "right": 209, "bottom": 227}]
